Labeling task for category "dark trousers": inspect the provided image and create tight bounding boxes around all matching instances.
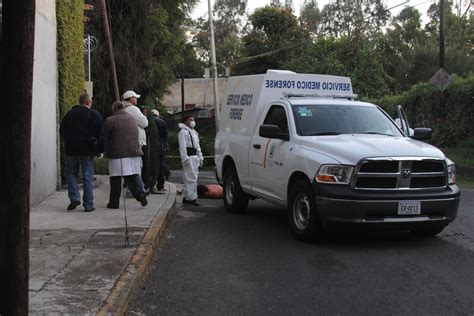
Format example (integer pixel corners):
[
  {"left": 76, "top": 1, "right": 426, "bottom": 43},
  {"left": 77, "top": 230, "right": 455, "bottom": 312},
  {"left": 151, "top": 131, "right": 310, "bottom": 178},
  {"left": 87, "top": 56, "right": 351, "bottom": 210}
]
[
  {"left": 141, "top": 145, "right": 149, "bottom": 190},
  {"left": 157, "top": 152, "right": 165, "bottom": 190},
  {"left": 109, "top": 175, "right": 142, "bottom": 207}
]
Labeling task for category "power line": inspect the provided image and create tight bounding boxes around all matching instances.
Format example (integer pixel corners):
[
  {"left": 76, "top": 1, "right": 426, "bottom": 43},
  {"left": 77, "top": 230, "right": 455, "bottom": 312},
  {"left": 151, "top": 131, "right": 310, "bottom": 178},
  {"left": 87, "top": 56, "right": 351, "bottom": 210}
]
[{"left": 223, "top": 40, "right": 305, "bottom": 66}]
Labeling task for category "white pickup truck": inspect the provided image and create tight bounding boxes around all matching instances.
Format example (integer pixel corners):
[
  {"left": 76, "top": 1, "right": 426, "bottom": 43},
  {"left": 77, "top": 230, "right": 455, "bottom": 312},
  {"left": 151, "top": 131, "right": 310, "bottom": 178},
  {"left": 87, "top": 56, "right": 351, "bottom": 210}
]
[{"left": 214, "top": 70, "right": 460, "bottom": 241}]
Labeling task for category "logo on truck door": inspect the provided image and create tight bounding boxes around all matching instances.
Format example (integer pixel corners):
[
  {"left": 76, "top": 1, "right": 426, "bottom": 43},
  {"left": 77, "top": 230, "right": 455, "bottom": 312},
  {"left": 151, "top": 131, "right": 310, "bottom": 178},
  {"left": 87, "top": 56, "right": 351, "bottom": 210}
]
[
  {"left": 269, "top": 144, "right": 276, "bottom": 159},
  {"left": 264, "top": 142, "right": 283, "bottom": 168}
]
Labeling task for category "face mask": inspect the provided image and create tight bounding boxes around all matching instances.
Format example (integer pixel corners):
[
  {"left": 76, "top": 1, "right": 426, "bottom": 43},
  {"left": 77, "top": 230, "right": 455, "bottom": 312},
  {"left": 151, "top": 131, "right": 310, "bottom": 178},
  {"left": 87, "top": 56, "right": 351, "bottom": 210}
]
[{"left": 190, "top": 121, "right": 196, "bottom": 128}]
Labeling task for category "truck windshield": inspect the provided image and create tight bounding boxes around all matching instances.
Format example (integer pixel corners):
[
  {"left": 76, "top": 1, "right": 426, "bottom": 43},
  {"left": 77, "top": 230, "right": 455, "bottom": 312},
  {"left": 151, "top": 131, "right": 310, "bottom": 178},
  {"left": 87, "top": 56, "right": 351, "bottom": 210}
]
[{"left": 292, "top": 104, "right": 403, "bottom": 137}]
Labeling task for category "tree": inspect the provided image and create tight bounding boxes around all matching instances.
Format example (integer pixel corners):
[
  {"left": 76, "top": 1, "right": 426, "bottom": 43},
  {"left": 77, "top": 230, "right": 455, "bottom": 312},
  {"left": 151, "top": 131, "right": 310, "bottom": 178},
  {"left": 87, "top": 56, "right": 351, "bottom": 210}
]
[
  {"left": 270, "top": 0, "right": 283, "bottom": 7},
  {"left": 236, "top": 6, "right": 308, "bottom": 75},
  {"left": 319, "top": 0, "right": 390, "bottom": 40},
  {"left": 284, "top": 37, "right": 351, "bottom": 76},
  {"left": 376, "top": 6, "right": 428, "bottom": 92},
  {"left": 1, "top": 0, "right": 35, "bottom": 314},
  {"left": 299, "top": 0, "right": 321, "bottom": 36},
  {"left": 181, "top": 42, "right": 205, "bottom": 79},
  {"left": 284, "top": 37, "right": 389, "bottom": 99},
  {"left": 86, "top": 0, "right": 198, "bottom": 115},
  {"left": 375, "top": 3, "right": 473, "bottom": 93},
  {"left": 424, "top": 2, "right": 473, "bottom": 76},
  {"left": 191, "top": 0, "right": 247, "bottom": 74},
  {"left": 350, "top": 47, "right": 389, "bottom": 99}
]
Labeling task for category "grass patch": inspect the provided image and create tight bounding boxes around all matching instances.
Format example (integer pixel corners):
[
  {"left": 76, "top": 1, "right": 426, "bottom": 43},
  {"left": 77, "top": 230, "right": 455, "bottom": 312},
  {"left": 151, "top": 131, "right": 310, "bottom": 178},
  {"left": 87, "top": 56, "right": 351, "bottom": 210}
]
[
  {"left": 441, "top": 137, "right": 474, "bottom": 188},
  {"left": 455, "top": 175, "right": 474, "bottom": 189},
  {"left": 442, "top": 137, "right": 474, "bottom": 167}
]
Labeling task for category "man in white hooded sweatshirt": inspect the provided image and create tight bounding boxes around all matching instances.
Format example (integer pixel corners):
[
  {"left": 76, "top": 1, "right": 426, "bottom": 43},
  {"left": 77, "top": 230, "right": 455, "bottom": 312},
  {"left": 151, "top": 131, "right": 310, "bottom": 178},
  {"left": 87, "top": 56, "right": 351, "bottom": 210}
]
[
  {"left": 178, "top": 115, "right": 203, "bottom": 206},
  {"left": 122, "top": 90, "right": 148, "bottom": 193}
]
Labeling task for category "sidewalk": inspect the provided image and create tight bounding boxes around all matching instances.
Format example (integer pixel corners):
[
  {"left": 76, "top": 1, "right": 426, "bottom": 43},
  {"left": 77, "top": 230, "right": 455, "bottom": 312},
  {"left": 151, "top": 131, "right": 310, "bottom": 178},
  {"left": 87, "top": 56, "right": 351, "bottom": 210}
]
[{"left": 29, "top": 175, "right": 177, "bottom": 314}]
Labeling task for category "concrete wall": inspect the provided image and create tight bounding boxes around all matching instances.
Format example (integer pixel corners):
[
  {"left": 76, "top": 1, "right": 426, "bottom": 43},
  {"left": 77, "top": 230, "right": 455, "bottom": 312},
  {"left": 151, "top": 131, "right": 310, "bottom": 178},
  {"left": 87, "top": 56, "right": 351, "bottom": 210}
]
[
  {"left": 30, "top": 0, "right": 58, "bottom": 205},
  {"left": 162, "top": 78, "right": 228, "bottom": 113}
]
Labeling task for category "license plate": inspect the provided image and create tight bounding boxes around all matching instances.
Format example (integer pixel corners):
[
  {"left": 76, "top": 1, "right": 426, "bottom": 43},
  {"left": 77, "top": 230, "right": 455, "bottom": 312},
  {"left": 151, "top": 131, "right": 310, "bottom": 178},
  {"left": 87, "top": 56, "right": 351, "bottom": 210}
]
[{"left": 398, "top": 201, "right": 421, "bottom": 215}]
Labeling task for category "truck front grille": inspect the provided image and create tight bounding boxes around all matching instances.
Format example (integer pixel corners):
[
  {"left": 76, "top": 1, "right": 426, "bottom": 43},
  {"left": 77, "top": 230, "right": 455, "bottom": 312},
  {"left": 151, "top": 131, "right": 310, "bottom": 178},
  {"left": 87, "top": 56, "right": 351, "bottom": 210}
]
[{"left": 354, "top": 158, "right": 447, "bottom": 190}]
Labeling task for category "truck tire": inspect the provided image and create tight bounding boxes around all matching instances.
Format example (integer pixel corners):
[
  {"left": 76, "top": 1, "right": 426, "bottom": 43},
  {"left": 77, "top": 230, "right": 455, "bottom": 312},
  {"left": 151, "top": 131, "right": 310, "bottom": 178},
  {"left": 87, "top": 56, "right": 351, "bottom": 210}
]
[
  {"left": 411, "top": 224, "right": 445, "bottom": 237},
  {"left": 223, "top": 165, "right": 249, "bottom": 214},
  {"left": 288, "top": 180, "right": 323, "bottom": 241}
]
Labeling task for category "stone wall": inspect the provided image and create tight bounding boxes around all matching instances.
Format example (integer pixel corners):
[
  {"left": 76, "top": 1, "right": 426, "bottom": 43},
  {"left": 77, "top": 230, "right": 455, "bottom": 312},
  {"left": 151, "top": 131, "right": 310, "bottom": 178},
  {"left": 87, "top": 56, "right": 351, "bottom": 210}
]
[{"left": 30, "top": 0, "right": 58, "bottom": 205}]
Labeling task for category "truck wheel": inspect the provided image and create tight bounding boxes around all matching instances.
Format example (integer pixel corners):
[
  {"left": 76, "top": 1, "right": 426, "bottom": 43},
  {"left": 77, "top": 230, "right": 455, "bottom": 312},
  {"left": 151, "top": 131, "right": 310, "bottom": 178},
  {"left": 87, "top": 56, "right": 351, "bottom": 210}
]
[
  {"left": 411, "top": 224, "right": 445, "bottom": 237},
  {"left": 223, "top": 166, "right": 249, "bottom": 214},
  {"left": 288, "top": 180, "right": 322, "bottom": 241}
]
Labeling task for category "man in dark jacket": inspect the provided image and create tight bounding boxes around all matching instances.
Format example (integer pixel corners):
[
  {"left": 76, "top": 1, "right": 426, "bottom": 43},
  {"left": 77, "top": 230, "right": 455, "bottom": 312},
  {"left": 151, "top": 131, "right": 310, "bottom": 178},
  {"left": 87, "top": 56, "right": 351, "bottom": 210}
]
[
  {"left": 151, "top": 109, "right": 169, "bottom": 191},
  {"left": 60, "top": 93, "right": 105, "bottom": 212}
]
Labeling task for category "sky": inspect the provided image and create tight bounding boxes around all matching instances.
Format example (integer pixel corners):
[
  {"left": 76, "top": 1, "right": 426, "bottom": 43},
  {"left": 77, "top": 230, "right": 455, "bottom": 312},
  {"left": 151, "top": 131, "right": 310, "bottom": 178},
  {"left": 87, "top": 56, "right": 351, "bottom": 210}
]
[{"left": 191, "top": 0, "right": 437, "bottom": 23}]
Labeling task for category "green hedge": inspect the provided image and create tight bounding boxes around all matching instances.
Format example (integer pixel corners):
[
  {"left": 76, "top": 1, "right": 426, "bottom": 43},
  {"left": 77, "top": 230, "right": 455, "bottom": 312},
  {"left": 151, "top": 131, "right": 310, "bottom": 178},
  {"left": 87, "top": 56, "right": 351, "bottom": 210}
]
[
  {"left": 57, "top": 0, "right": 85, "bottom": 182},
  {"left": 375, "top": 73, "right": 474, "bottom": 147},
  {"left": 57, "top": 0, "right": 85, "bottom": 117}
]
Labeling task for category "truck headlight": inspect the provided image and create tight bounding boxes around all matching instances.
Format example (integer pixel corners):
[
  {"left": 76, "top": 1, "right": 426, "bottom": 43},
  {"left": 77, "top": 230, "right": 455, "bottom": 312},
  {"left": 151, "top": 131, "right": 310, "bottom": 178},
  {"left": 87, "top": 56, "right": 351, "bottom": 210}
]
[
  {"left": 316, "top": 165, "right": 354, "bottom": 185},
  {"left": 447, "top": 160, "right": 456, "bottom": 185}
]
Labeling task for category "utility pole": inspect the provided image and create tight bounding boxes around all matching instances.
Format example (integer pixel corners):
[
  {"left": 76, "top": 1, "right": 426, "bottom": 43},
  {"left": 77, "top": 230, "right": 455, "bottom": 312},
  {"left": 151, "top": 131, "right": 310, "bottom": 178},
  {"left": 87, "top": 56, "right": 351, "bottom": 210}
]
[
  {"left": 181, "top": 61, "right": 185, "bottom": 123},
  {"left": 208, "top": 0, "right": 220, "bottom": 131},
  {"left": 98, "top": 0, "right": 120, "bottom": 101},
  {"left": 439, "top": 0, "right": 445, "bottom": 69},
  {"left": 0, "top": 0, "right": 36, "bottom": 314},
  {"left": 439, "top": 0, "right": 446, "bottom": 115}
]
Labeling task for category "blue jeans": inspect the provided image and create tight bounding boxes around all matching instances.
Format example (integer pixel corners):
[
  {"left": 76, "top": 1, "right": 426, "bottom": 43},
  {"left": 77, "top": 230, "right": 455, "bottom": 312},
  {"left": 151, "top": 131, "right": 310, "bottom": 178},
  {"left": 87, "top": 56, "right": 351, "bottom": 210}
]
[{"left": 65, "top": 156, "right": 94, "bottom": 209}]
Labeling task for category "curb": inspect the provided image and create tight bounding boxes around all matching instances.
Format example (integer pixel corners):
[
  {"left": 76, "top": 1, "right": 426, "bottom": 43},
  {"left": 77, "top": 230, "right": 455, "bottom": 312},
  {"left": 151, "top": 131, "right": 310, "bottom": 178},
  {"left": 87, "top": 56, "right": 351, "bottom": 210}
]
[{"left": 96, "top": 182, "right": 177, "bottom": 316}]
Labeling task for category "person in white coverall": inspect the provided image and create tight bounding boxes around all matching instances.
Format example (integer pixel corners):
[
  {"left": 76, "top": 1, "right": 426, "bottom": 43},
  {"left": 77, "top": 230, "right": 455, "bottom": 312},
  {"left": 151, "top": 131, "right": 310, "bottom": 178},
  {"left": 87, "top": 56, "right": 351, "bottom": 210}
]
[{"left": 178, "top": 115, "right": 203, "bottom": 206}]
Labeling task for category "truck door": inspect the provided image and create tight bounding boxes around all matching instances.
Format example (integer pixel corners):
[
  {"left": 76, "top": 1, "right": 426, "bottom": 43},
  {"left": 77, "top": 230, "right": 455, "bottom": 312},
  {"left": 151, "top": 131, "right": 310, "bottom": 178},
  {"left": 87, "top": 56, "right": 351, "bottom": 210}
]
[{"left": 249, "top": 104, "right": 292, "bottom": 201}]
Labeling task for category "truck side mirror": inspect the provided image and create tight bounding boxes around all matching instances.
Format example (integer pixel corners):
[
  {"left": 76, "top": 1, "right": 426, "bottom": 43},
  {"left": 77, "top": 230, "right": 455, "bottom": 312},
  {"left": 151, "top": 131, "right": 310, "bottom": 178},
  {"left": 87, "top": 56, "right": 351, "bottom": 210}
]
[
  {"left": 411, "top": 128, "right": 432, "bottom": 141},
  {"left": 259, "top": 124, "right": 290, "bottom": 141}
]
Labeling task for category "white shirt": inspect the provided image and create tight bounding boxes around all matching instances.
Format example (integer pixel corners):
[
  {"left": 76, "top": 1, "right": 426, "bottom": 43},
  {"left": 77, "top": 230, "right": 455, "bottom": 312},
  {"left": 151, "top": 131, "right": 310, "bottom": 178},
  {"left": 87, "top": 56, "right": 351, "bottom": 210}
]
[
  {"left": 108, "top": 157, "right": 142, "bottom": 176},
  {"left": 123, "top": 101, "right": 148, "bottom": 146}
]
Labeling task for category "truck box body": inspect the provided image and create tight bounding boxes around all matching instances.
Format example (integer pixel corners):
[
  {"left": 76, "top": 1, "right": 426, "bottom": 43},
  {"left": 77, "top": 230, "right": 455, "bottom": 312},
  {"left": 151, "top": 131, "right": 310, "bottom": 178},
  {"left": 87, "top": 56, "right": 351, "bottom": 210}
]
[{"left": 219, "top": 70, "right": 354, "bottom": 137}]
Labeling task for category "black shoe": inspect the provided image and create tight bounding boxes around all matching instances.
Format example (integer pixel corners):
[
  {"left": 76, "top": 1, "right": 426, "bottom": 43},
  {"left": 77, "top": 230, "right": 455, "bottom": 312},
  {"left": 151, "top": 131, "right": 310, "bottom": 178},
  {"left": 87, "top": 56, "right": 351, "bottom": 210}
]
[
  {"left": 138, "top": 192, "right": 148, "bottom": 206},
  {"left": 84, "top": 207, "right": 95, "bottom": 212},
  {"left": 183, "top": 199, "right": 199, "bottom": 206},
  {"left": 107, "top": 203, "right": 119, "bottom": 209},
  {"left": 67, "top": 200, "right": 81, "bottom": 211}
]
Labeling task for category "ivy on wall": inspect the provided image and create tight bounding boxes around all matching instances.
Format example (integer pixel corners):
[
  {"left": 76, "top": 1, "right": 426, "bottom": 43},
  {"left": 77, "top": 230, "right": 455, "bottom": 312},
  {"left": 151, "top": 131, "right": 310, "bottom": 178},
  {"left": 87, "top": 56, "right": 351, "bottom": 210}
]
[{"left": 57, "top": 0, "right": 85, "bottom": 118}]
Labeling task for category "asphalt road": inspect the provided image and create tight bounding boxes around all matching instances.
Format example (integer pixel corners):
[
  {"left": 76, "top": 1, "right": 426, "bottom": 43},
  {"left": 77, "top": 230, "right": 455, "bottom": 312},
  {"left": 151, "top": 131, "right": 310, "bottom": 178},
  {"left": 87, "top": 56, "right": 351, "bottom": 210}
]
[{"left": 128, "top": 170, "right": 474, "bottom": 315}]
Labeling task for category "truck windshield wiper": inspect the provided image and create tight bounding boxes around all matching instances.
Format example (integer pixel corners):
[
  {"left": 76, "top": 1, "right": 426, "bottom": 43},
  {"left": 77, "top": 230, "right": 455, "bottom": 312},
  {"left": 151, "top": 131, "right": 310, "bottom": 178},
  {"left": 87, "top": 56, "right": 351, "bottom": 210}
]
[
  {"left": 360, "top": 131, "right": 395, "bottom": 136},
  {"left": 308, "top": 131, "right": 341, "bottom": 136}
]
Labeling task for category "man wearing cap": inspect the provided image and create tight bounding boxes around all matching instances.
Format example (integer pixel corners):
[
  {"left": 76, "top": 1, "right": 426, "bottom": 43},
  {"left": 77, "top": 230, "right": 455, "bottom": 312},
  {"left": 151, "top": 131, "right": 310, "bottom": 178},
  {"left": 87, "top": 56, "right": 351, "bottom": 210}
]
[{"left": 122, "top": 90, "right": 148, "bottom": 192}]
